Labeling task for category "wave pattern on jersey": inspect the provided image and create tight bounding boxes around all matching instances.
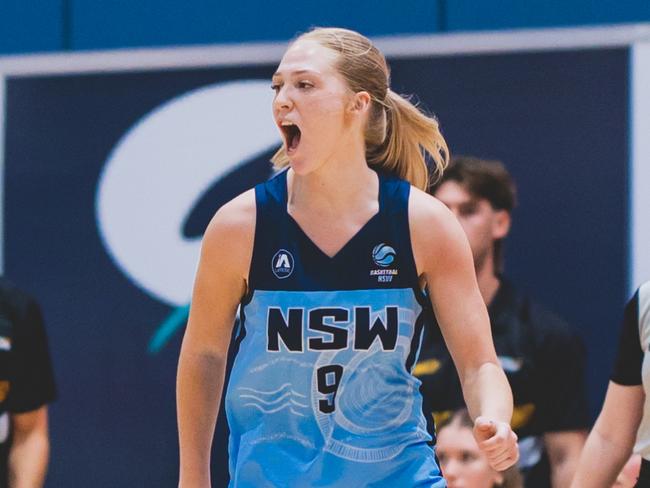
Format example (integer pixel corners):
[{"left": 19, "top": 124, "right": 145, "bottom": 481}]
[{"left": 225, "top": 288, "right": 443, "bottom": 487}]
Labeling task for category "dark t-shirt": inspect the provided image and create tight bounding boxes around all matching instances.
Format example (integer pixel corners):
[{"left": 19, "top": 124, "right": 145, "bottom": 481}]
[
  {"left": 611, "top": 290, "right": 643, "bottom": 386},
  {"left": 416, "top": 278, "right": 588, "bottom": 488},
  {"left": 609, "top": 284, "right": 650, "bottom": 462},
  {"left": 0, "top": 278, "right": 56, "bottom": 486}
]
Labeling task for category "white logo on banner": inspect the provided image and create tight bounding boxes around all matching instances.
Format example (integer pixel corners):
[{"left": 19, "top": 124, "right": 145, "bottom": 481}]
[{"left": 96, "top": 80, "right": 280, "bottom": 306}]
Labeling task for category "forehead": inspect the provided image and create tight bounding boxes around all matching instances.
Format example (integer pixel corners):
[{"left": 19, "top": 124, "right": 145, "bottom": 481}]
[
  {"left": 274, "top": 39, "right": 339, "bottom": 77},
  {"left": 437, "top": 424, "right": 480, "bottom": 450},
  {"left": 435, "top": 181, "right": 477, "bottom": 203}
]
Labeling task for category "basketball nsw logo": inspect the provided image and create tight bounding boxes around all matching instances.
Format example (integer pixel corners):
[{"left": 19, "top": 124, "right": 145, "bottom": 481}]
[
  {"left": 272, "top": 249, "right": 294, "bottom": 279},
  {"left": 372, "top": 243, "right": 396, "bottom": 267},
  {"left": 371, "top": 243, "right": 398, "bottom": 282}
]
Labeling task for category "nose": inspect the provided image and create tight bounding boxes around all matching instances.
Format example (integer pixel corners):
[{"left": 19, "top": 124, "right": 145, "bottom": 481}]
[
  {"left": 442, "top": 459, "right": 460, "bottom": 480},
  {"left": 273, "top": 85, "right": 293, "bottom": 113}
]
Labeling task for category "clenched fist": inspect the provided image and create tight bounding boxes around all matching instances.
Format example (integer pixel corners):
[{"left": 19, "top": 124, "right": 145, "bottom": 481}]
[{"left": 473, "top": 416, "right": 519, "bottom": 471}]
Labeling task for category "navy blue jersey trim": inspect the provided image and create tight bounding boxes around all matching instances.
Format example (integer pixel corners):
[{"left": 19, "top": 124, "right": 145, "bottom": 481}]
[
  {"left": 246, "top": 171, "right": 288, "bottom": 296},
  {"left": 231, "top": 300, "right": 250, "bottom": 358},
  {"left": 246, "top": 168, "right": 431, "bottom": 291},
  {"left": 252, "top": 287, "right": 417, "bottom": 295},
  {"left": 280, "top": 169, "right": 385, "bottom": 262},
  {"left": 245, "top": 183, "right": 265, "bottom": 296},
  {"left": 406, "top": 306, "right": 427, "bottom": 373},
  {"left": 241, "top": 228, "right": 257, "bottom": 307},
  {"left": 398, "top": 183, "right": 430, "bottom": 309},
  {"left": 413, "top": 286, "right": 430, "bottom": 309}
]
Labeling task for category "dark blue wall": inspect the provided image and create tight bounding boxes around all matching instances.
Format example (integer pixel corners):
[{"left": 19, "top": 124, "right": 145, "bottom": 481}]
[
  {"left": 2, "top": 47, "right": 629, "bottom": 487},
  {"left": 1, "top": 0, "right": 650, "bottom": 55}
]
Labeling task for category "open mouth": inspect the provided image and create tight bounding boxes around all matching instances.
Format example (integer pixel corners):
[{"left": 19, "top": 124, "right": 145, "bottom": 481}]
[{"left": 281, "top": 123, "right": 302, "bottom": 154}]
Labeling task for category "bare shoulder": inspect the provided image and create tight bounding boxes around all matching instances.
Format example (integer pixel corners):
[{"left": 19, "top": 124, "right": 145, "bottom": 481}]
[
  {"left": 205, "top": 189, "right": 256, "bottom": 239},
  {"left": 202, "top": 189, "right": 256, "bottom": 278},
  {"left": 408, "top": 186, "right": 471, "bottom": 272},
  {"left": 409, "top": 186, "right": 465, "bottom": 245}
]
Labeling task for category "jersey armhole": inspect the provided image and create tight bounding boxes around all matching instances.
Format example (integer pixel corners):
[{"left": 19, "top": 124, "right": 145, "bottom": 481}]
[
  {"left": 241, "top": 185, "right": 264, "bottom": 307},
  {"left": 404, "top": 185, "right": 432, "bottom": 310}
]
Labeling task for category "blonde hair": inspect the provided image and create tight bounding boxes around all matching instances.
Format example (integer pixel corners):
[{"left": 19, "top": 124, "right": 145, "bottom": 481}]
[{"left": 271, "top": 27, "right": 449, "bottom": 190}]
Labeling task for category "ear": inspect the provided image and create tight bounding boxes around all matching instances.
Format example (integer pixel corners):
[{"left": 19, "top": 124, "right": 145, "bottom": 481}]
[
  {"left": 348, "top": 91, "right": 372, "bottom": 114},
  {"left": 491, "top": 209, "right": 511, "bottom": 240}
]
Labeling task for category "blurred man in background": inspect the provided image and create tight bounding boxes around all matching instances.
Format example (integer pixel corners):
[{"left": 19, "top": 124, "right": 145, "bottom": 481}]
[
  {"left": 417, "top": 156, "right": 588, "bottom": 487},
  {"left": 0, "top": 277, "right": 56, "bottom": 488}
]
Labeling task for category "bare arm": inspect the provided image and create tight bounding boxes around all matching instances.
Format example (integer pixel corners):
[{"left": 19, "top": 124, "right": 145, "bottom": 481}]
[
  {"left": 571, "top": 382, "right": 644, "bottom": 487},
  {"left": 8, "top": 407, "right": 49, "bottom": 488},
  {"left": 410, "top": 188, "right": 517, "bottom": 471},
  {"left": 177, "top": 191, "right": 255, "bottom": 488},
  {"left": 544, "top": 430, "right": 587, "bottom": 488}
]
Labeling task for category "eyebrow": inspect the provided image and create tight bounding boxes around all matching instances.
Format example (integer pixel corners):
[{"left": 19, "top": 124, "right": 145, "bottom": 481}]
[
  {"left": 459, "top": 199, "right": 478, "bottom": 206},
  {"left": 272, "top": 69, "right": 318, "bottom": 79}
]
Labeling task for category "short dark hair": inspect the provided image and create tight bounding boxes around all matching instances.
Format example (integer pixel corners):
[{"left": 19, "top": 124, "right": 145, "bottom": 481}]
[
  {"left": 432, "top": 156, "right": 516, "bottom": 211},
  {"left": 430, "top": 156, "right": 517, "bottom": 270}
]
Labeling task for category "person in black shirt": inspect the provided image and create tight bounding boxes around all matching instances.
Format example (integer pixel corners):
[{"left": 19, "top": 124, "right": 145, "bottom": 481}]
[
  {"left": 416, "top": 156, "right": 588, "bottom": 488},
  {"left": 0, "top": 277, "right": 56, "bottom": 487},
  {"left": 572, "top": 282, "right": 649, "bottom": 487}
]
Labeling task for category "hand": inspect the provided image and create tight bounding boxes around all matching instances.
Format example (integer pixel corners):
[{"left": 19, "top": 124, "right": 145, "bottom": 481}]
[{"left": 473, "top": 416, "right": 519, "bottom": 471}]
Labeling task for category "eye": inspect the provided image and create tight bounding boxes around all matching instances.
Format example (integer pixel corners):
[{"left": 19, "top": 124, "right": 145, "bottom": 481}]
[
  {"left": 297, "top": 80, "right": 314, "bottom": 90},
  {"left": 460, "top": 451, "right": 477, "bottom": 463},
  {"left": 458, "top": 203, "right": 478, "bottom": 217},
  {"left": 270, "top": 83, "right": 282, "bottom": 93}
]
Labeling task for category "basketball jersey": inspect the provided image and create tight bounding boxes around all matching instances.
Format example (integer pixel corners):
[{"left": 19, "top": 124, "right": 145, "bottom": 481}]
[{"left": 225, "top": 170, "right": 445, "bottom": 487}]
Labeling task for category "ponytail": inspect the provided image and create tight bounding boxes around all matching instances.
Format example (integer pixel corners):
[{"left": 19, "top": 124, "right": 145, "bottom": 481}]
[
  {"left": 367, "top": 89, "right": 448, "bottom": 191},
  {"left": 271, "top": 143, "right": 290, "bottom": 169}
]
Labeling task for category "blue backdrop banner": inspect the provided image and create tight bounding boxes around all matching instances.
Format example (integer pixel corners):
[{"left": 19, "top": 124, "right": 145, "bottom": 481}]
[{"left": 2, "top": 46, "right": 628, "bottom": 486}]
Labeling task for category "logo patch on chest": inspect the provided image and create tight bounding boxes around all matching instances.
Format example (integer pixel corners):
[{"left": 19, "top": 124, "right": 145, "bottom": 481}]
[
  {"left": 272, "top": 249, "right": 294, "bottom": 279},
  {"left": 370, "top": 243, "right": 399, "bottom": 283}
]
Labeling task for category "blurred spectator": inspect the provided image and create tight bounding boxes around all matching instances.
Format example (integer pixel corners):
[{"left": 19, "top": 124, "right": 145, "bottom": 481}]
[
  {"left": 416, "top": 156, "right": 588, "bottom": 487},
  {"left": 571, "top": 283, "right": 649, "bottom": 487},
  {"left": 437, "top": 409, "right": 523, "bottom": 488},
  {"left": 0, "top": 277, "right": 56, "bottom": 487}
]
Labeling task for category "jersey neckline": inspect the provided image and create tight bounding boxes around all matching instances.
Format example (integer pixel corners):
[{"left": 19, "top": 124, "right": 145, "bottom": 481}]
[{"left": 279, "top": 169, "right": 386, "bottom": 262}]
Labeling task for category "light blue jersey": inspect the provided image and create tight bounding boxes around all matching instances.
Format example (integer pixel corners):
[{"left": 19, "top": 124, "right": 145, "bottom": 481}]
[{"left": 225, "top": 170, "right": 445, "bottom": 487}]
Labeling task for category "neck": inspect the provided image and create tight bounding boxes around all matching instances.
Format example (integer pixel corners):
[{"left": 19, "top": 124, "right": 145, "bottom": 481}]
[
  {"left": 288, "top": 143, "right": 375, "bottom": 214},
  {"left": 476, "top": 256, "right": 501, "bottom": 306}
]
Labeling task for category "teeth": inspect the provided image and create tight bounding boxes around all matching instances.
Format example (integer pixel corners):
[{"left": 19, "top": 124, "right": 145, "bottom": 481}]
[{"left": 281, "top": 121, "right": 295, "bottom": 126}]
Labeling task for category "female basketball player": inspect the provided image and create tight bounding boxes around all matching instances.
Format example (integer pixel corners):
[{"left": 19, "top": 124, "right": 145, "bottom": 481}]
[
  {"left": 177, "top": 27, "right": 518, "bottom": 487},
  {"left": 572, "top": 282, "right": 650, "bottom": 487}
]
